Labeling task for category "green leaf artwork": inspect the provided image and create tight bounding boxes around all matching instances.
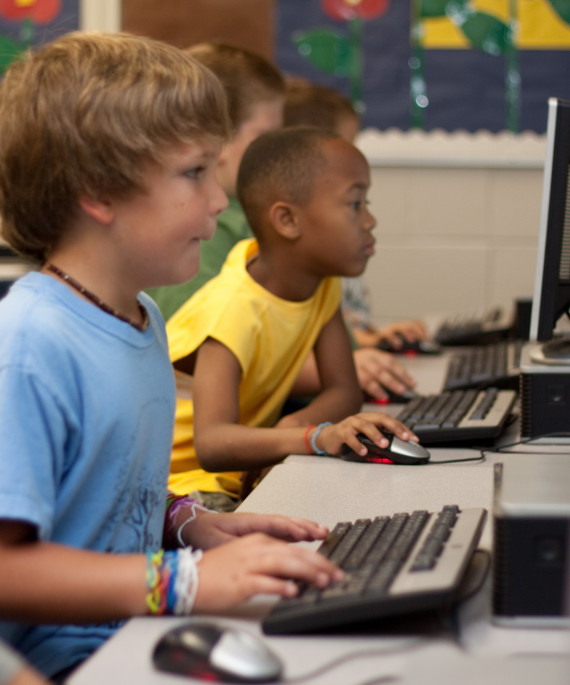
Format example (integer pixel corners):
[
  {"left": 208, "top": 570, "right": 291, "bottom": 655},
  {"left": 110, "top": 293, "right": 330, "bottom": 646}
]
[
  {"left": 547, "top": 0, "right": 570, "bottom": 26},
  {"left": 0, "top": 33, "right": 27, "bottom": 72},
  {"left": 456, "top": 11, "right": 510, "bottom": 55},
  {"left": 419, "top": 0, "right": 467, "bottom": 18},
  {"left": 293, "top": 29, "right": 352, "bottom": 76}
]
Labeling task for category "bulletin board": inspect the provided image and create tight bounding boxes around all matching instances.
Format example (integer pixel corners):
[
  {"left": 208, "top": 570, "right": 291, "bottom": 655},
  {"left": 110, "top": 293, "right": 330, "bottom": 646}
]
[
  {"left": 276, "top": 0, "right": 570, "bottom": 133},
  {"left": 0, "top": 0, "right": 79, "bottom": 73}
]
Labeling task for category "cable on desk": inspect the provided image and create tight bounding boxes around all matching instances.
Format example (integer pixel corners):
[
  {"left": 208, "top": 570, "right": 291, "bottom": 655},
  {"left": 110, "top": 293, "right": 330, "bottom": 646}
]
[
  {"left": 283, "top": 640, "right": 424, "bottom": 684},
  {"left": 481, "top": 431, "right": 570, "bottom": 457},
  {"left": 428, "top": 451, "right": 487, "bottom": 465}
]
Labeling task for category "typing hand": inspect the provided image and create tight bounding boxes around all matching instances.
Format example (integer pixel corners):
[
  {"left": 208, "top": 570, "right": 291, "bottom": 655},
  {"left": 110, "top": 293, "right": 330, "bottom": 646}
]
[
  {"left": 182, "top": 511, "right": 330, "bottom": 550},
  {"left": 194, "top": 533, "right": 344, "bottom": 611}
]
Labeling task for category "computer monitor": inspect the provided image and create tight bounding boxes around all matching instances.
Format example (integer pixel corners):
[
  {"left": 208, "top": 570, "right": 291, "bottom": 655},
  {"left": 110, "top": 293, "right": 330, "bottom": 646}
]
[{"left": 529, "top": 97, "right": 570, "bottom": 362}]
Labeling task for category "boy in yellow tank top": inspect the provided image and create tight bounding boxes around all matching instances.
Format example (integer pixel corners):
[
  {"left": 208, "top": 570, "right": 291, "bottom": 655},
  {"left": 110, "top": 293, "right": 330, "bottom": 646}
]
[{"left": 167, "top": 127, "right": 421, "bottom": 506}]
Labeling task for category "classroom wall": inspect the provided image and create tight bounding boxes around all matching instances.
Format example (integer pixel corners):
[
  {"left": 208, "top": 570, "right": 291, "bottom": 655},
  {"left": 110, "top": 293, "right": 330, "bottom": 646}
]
[{"left": 357, "top": 129, "right": 546, "bottom": 328}]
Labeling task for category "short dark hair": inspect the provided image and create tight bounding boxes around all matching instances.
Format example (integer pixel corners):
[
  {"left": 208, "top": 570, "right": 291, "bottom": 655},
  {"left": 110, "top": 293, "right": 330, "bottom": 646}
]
[{"left": 237, "top": 127, "right": 339, "bottom": 238}]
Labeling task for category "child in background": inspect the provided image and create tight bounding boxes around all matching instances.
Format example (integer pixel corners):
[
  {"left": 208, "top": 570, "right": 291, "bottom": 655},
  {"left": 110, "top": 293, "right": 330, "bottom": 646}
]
[
  {"left": 283, "top": 79, "right": 428, "bottom": 352},
  {"left": 166, "top": 127, "right": 419, "bottom": 502},
  {"left": 0, "top": 33, "right": 342, "bottom": 682},
  {"left": 147, "top": 41, "right": 285, "bottom": 322}
]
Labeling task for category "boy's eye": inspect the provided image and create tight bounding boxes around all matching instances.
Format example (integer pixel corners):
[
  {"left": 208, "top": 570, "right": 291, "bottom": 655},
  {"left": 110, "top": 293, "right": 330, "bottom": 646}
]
[
  {"left": 184, "top": 166, "right": 205, "bottom": 180},
  {"left": 350, "top": 198, "right": 370, "bottom": 211}
]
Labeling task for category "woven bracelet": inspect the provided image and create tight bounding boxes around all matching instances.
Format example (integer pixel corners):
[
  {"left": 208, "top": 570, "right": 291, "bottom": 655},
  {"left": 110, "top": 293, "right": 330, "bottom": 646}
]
[{"left": 310, "top": 422, "right": 332, "bottom": 456}]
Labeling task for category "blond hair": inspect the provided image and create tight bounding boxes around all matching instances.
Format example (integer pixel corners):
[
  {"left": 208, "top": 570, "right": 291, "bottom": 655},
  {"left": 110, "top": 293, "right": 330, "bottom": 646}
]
[
  {"left": 187, "top": 41, "right": 284, "bottom": 135},
  {"left": 0, "top": 31, "right": 230, "bottom": 264}
]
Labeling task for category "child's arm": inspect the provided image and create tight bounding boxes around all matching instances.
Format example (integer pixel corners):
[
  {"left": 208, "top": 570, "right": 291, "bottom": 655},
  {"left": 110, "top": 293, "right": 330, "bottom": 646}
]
[
  {"left": 281, "top": 308, "right": 364, "bottom": 425},
  {"left": 0, "top": 518, "right": 341, "bottom": 624},
  {"left": 193, "top": 337, "right": 312, "bottom": 470},
  {"left": 192, "top": 323, "right": 416, "bottom": 472},
  {"left": 291, "top": 316, "right": 417, "bottom": 401}
]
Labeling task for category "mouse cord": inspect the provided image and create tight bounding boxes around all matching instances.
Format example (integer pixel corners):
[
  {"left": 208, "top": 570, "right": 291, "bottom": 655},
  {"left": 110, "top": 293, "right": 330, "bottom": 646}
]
[
  {"left": 283, "top": 640, "right": 426, "bottom": 684},
  {"left": 427, "top": 450, "right": 487, "bottom": 464}
]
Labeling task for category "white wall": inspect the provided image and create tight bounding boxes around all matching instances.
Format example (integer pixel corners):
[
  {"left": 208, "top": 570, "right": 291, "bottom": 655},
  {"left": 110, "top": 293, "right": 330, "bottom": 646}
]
[
  {"left": 80, "top": 0, "right": 121, "bottom": 32},
  {"left": 356, "top": 129, "right": 546, "bottom": 328}
]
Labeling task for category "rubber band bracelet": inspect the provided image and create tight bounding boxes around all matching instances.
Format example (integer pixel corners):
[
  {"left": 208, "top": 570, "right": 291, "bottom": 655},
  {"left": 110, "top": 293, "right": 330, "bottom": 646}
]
[
  {"left": 311, "top": 422, "right": 332, "bottom": 456},
  {"left": 304, "top": 425, "right": 317, "bottom": 453}
]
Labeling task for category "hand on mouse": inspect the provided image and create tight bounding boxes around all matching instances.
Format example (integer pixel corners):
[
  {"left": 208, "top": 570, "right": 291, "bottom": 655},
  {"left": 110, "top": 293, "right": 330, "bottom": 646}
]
[
  {"left": 312, "top": 412, "right": 418, "bottom": 459},
  {"left": 374, "top": 319, "right": 428, "bottom": 349},
  {"left": 193, "top": 533, "right": 345, "bottom": 611},
  {"left": 353, "top": 348, "right": 416, "bottom": 401},
  {"left": 179, "top": 510, "right": 330, "bottom": 550}
]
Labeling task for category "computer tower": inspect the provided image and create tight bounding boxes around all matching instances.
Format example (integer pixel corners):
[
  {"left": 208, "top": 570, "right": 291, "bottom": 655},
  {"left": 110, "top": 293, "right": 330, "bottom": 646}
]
[
  {"left": 520, "top": 342, "right": 570, "bottom": 440},
  {"left": 492, "top": 455, "right": 570, "bottom": 626}
]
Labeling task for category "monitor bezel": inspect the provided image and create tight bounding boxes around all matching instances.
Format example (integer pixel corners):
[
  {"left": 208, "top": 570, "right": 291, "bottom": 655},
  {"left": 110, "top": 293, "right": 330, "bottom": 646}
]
[{"left": 529, "top": 97, "right": 570, "bottom": 344}]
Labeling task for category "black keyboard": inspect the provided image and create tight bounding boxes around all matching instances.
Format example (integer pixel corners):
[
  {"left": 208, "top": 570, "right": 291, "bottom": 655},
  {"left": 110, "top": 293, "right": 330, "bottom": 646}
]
[
  {"left": 395, "top": 387, "right": 517, "bottom": 445},
  {"left": 434, "top": 307, "right": 513, "bottom": 346},
  {"left": 263, "top": 505, "right": 487, "bottom": 634},
  {"left": 443, "top": 340, "right": 523, "bottom": 391}
]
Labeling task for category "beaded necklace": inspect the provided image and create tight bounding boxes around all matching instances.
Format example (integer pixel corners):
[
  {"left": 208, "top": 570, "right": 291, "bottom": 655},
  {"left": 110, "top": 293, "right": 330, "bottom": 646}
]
[{"left": 46, "top": 263, "right": 149, "bottom": 332}]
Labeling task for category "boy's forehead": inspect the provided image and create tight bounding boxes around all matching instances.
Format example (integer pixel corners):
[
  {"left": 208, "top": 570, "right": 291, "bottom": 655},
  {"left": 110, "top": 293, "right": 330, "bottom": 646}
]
[
  {"left": 162, "top": 136, "right": 223, "bottom": 162},
  {"left": 317, "top": 138, "right": 370, "bottom": 185}
]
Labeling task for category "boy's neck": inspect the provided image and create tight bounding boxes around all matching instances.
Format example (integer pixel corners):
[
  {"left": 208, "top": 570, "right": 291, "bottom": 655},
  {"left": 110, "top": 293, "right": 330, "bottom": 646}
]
[
  {"left": 44, "top": 247, "right": 146, "bottom": 328},
  {"left": 247, "top": 250, "right": 323, "bottom": 302}
]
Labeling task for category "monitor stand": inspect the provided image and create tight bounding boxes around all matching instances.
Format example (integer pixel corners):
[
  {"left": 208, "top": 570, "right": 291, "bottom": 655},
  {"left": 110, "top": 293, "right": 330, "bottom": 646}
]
[{"left": 530, "top": 336, "right": 570, "bottom": 366}]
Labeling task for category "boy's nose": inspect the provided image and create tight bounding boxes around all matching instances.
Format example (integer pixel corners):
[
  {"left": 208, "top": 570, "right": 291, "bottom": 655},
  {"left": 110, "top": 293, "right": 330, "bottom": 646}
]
[{"left": 213, "top": 181, "right": 229, "bottom": 216}]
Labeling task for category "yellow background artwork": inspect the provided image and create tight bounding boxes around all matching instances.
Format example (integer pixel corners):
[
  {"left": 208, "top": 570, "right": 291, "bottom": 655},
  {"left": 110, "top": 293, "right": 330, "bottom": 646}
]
[{"left": 424, "top": 0, "right": 570, "bottom": 48}]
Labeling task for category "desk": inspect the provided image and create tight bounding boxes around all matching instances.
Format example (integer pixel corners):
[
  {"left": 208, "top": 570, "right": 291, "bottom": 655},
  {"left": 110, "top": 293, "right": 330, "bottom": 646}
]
[{"left": 69, "top": 352, "right": 570, "bottom": 685}]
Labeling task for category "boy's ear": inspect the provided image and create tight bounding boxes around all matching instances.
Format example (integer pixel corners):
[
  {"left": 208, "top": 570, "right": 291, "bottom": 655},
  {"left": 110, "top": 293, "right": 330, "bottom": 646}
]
[
  {"left": 78, "top": 195, "right": 115, "bottom": 226},
  {"left": 269, "top": 201, "right": 301, "bottom": 240}
]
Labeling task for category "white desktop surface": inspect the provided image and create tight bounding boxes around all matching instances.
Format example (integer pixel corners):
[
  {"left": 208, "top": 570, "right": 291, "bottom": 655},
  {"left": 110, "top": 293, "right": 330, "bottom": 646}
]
[{"left": 68, "top": 350, "right": 570, "bottom": 685}]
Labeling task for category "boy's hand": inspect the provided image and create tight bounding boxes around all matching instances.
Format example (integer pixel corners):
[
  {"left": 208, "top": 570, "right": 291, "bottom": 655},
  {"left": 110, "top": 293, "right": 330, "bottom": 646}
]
[
  {"left": 316, "top": 412, "right": 418, "bottom": 458},
  {"left": 183, "top": 511, "right": 329, "bottom": 550},
  {"left": 375, "top": 319, "right": 428, "bottom": 348},
  {"left": 353, "top": 348, "right": 416, "bottom": 400},
  {"left": 193, "top": 533, "right": 344, "bottom": 611}
]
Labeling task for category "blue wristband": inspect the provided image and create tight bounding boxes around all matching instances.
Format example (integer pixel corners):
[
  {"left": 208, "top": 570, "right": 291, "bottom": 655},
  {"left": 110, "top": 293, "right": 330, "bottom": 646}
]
[{"left": 311, "top": 422, "right": 332, "bottom": 455}]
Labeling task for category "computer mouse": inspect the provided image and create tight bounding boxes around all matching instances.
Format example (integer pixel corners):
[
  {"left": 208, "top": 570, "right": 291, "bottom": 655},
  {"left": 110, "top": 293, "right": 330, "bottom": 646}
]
[
  {"left": 365, "top": 387, "right": 420, "bottom": 405},
  {"left": 383, "top": 386, "right": 420, "bottom": 403},
  {"left": 378, "top": 336, "right": 442, "bottom": 355},
  {"left": 152, "top": 621, "right": 283, "bottom": 683},
  {"left": 340, "top": 432, "right": 430, "bottom": 465}
]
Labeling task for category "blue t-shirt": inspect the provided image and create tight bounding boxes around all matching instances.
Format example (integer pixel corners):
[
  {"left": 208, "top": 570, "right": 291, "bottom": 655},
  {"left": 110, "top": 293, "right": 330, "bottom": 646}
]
[{"left": 0, "top": 272, "right": 176, "bottom": 677}]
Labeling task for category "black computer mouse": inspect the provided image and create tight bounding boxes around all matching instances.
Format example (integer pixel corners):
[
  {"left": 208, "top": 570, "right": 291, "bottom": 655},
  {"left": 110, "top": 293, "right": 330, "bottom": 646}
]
[
  {"left": 378, "top": 336, "right": 442, "bottom": 355},
  {"left": 152, "top": 621, "right": 283, "bottom": 683},
  {"left": 340, "top": 432, "right": 430, "bottom": 465},
  {"left": 383, "top": 386, "right": 420, "bottom": 403}
]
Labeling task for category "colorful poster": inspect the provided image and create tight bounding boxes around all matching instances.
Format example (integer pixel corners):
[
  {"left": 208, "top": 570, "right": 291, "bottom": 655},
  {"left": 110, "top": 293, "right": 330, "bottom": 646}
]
[
  {"left": 276, "top": 0, "right": 570, "bottom": 132},
  {"left": 0, "top": 0, "right": 79, "bottom": 74}
]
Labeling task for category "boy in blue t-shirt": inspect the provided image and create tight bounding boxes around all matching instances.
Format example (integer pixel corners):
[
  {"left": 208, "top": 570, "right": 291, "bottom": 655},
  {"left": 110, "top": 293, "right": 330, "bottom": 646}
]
[{"left": 0, "top": 32, "right": 341, "bottom": 681}]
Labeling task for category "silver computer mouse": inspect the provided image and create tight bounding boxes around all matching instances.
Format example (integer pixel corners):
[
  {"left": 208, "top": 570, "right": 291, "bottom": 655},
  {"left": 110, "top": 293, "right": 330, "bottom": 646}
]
[
  {"left": 340, "top": 432, "right": 430, "bottom": 465},
  {"left": 152, "top": 621, "right": 283, "bottom": 683}
]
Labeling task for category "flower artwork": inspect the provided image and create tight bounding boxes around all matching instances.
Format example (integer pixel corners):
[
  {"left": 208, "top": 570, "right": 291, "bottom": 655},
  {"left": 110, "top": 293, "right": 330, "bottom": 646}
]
[
  {"left": 0, "top": 0, "right": 63, "bottom": 73},
  {"left": 289, "top": 0, "right": 570, "bottom": 133},
  {"left": 292, "top": 0, "right": 390, "bottom": 114}
]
